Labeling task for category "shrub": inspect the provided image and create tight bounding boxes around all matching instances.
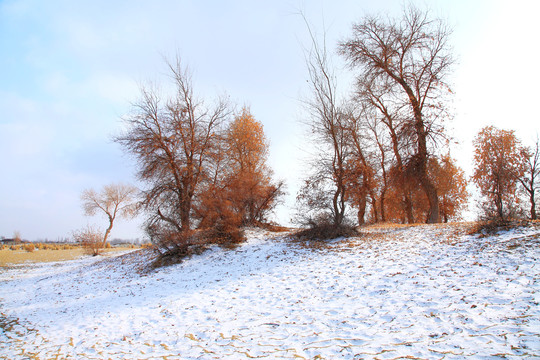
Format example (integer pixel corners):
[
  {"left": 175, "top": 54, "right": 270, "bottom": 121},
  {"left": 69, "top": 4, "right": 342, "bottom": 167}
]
[
  {"left": 73, "top": 226, "right": 104, "bottom": 256},
  {"left": 149, "top": 222, "right": 247, "bottom": 269},
  {"left": 204, "top": 219, "right": 245, "bottom": 248},
  {"left": 294, "top": 215, "right": 358, "bottom": 241},
  {"left": 23, "top": 243, "right": 35, "bottom": 252},
  {"left": 295, "top": 223, "right": 358, "bottom": 241}
]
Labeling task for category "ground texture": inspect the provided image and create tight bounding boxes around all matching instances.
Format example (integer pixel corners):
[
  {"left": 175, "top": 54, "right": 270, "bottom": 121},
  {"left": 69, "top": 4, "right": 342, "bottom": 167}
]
[{"left": 0, "top": 223, "right": 539, "bottom": 359}]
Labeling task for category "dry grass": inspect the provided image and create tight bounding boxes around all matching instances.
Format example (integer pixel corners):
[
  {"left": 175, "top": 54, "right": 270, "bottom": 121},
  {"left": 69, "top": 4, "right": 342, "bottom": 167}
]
[{"left": 0, "top": 247, "right": 136, "bottom": 267}]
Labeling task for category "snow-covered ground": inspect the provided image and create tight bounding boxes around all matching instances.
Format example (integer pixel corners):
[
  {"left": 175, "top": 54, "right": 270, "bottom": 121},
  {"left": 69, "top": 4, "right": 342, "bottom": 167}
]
[{"left": 1, "top": 223, "right": 539, "bottom": 359}]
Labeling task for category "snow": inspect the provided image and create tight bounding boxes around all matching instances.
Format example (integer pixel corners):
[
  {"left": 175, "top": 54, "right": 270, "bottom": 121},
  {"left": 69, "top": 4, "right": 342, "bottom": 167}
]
[{"left": 1, "top": 224, "right": 539, "bottom": 359}]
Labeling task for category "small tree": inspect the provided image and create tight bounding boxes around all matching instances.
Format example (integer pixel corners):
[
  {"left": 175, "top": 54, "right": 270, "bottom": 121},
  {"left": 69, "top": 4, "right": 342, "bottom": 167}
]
[
  {"left": 472, "top": 126, "right": 526, "bottom": 221},
  {"left": 81, "top": 183, "right": 138, "bottom": 249}
]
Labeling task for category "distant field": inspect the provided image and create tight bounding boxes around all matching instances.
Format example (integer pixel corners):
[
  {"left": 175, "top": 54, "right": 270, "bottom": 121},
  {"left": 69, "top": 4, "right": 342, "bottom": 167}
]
[{"left": 0, "top": 247, "right": 137, "bottom": 267}]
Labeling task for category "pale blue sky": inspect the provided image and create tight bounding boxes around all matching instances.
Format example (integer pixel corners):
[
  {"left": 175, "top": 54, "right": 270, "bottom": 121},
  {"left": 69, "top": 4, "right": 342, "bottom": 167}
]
[{"left": 1, "top": 0, "right": 538, "bottom": 240}]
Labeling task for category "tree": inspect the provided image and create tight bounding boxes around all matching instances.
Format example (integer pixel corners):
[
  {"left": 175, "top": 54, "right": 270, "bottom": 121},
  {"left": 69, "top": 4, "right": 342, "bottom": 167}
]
[
  {"left": 518, "top": 137, "right": 540, "bottom": 220},
  {"left": 81, "top": 183, "right": 138, "bottom": 248},
  {"left": 430, "top": 155, "right": 468, "bottom": 223},
  {"left": 196, "top": 108, "right": 285, "bottom": 228},
  {"left": 115, "top": 58, "right": 231, "bottom": 244},
  {"left": 365, "top": 113, "right": 390, "bottom": 222},
  {"left": 339, "top": 4, "right": 454, "bottom": 223},
  {"left": 296, "top": 18, "right": 351, "bottom": 230},
  {"left": 341, "top": 105, "right": 378, "bottom": 225},
  {"left": 353, "top": 77, "right": 416, "bottom": 223},
  {"left": 472, "top": 126, "right": 526, "bottom": 221},
  {"left": 225, "top": 108, "right": 284, "bottom": 224}
]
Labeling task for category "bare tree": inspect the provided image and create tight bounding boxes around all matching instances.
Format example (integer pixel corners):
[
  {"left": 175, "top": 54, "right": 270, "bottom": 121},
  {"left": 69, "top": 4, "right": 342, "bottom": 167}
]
[
  {"left": 518, "top": 137, "right": 540, "bottom": 220},
  {"left": 81, "top": 183, "right": 138, "bottom": 247},
  {"left": 339, "top": 5, "right": 454, "bottom": 223},
  {"left": 297, "top": 19, "right": 351, "bottom": 229},
  {"left": 13, "top": 230, "right": 22, "bottom": 242},
  {"left": 115, "top": 58, "right": 231, "bottom": 244}
]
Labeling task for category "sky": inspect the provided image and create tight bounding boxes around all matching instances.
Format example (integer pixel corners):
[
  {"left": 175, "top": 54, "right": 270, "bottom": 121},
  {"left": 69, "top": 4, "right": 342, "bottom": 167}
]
[{"left": 1, "top": 0, "right": 539, "bottom": 241}]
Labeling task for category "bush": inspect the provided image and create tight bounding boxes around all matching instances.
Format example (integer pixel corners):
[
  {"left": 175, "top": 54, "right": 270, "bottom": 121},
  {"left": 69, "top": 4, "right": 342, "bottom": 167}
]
[
  {"left": 295, "top": 224, "right": 358, "bottom": 241},
  {"left": 204, "top": 219, "right": 245, "bottom": 248},
  {"left": 295, "top": 215, "right": 358, "bottom": 241},
  {"left": 23, "top": 243, "right": 35, "bottom": 252},
  {"left": 149, "top": 221, "right": 247, "bottom": 269},
  {"left": 73, "top": 226, "right": 104, "bottom": 256}
]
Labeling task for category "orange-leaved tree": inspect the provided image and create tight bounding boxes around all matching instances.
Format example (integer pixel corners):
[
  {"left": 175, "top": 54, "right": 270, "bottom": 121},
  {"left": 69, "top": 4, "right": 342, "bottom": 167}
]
[
  {"left": 225, "top": 108, "right": 284, "bottom": 225},
  {"left": 429, "top": 155, "right": 468, "bottom": 223},
  {"left": 196, "top": 107, "right": 284, "bottom": 230},
  {"left": 381, "top": 155, "right": 468, "bottom": 223},
  {"left": 472, "top": 126, "right": 527, "bottom": 221}
]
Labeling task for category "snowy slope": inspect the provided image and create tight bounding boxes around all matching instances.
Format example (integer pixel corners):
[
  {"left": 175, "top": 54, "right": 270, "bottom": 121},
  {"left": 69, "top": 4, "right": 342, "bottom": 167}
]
[{"left": 0, "top": 224, "right": 539, "bottom": 359}]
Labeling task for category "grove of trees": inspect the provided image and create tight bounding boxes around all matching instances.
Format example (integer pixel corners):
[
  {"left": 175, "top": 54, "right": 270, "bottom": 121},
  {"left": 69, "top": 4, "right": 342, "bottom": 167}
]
[
  {"left": 115, "top": 59, "right": 283, "bottom": 254},
  {"left": 91, "top": 5, "right": 538, "bottom": 250},
  {"left": 295, "top": 5, "right": 469, "bottom": 235}
]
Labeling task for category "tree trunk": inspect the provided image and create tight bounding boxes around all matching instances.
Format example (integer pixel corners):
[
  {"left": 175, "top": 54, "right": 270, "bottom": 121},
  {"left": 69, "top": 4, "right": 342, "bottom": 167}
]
[
  {"left": 387, "top": 127, "right": 414, "bottom": 224},
  {"left": 495, "top": 184, "right": 504, "bottom": 221},
  {"left": 403, "top": 192, "right": 415, "bottom": 224},
  {"left": 357, "top": 195, "right": 367, "bottom": 225},
  {"left": 389, "top": 74, "right": 440, "bottom": 224},
  {"left": 333, "top": 180, "right": 346, "bottom": 227},
  {"left": 531, "top": 192, "right": 537, "bottom": 220},
  {"left": 101, "top": 215, "right": 115, "bottom": 248},
  {"left": 412, "top": 97, "right": 439, "bottom": 224},
  {"left": 379, "top": 190, "right": 386, "bottom": 222},
  {"left": 369, "top": 191, "right": 378, "bottom": 223}
]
